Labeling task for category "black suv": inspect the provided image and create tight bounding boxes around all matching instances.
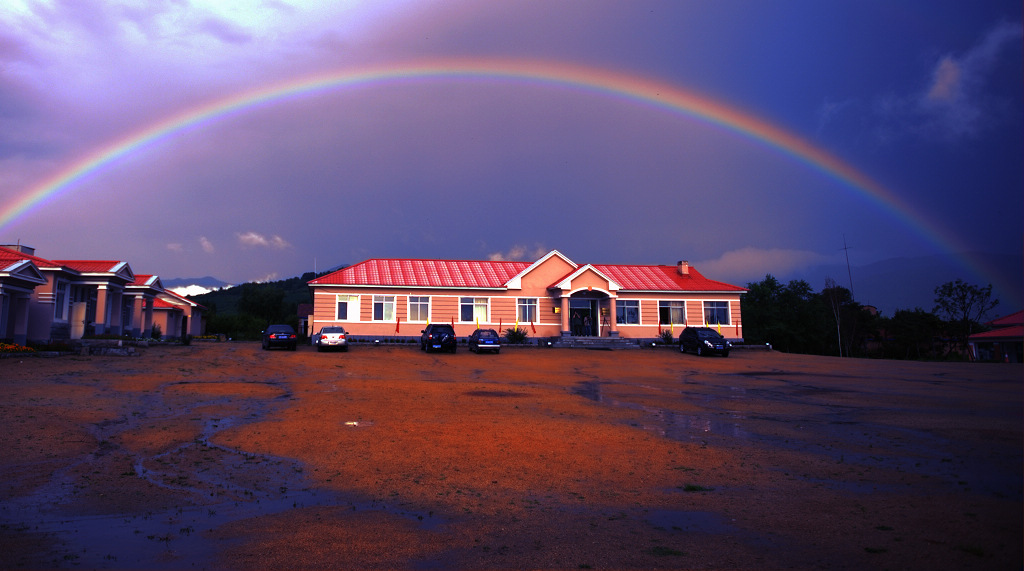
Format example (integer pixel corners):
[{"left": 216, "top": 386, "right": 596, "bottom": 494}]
[
  {"left": 420, "top": 324, "right": 457, "bottom": 353},
  {"left": 679, "top": 327, "right": 731, "bottom": 357}
]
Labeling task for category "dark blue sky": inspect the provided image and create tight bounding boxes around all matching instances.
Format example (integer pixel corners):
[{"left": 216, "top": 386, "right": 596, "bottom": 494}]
[{"left": 1, "top": 1, "right": 1020, "bottom": 312}]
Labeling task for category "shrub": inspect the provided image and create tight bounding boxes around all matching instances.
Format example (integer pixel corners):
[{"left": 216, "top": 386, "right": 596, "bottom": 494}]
[
  {"left": 504, "top": 327, "right": 529, "bottom": 344},
  {"left": 658, "top": 329, "right": 675, "bottom": 345},
  {"left": 0, "top": 342, "right": 35, "bottom": 354},
  {"left": 151, "top": 323, "right": 162, "bottom": 340}
]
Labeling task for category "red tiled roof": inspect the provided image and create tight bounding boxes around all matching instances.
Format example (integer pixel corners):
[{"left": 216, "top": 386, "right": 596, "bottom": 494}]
[
  {"left": 0, "top": 246, "right": 62, "bottom": 269},
  {"left": 310, "top": 258, "right": 531, "bottom": 288},
  {"left": 593, "top": 264, "right": 746, "bottom": 292},
  {"left": 988, "top": 310, "right": 1024, "bottom": 327},
  {"left": 52, "top": 260, "right": 122, "bottom": 273},
  {"left": 130, "top": 274, "right": 153, "bottom": 286},
  {"left": 970, "top": 325, "right": 1024, "bottom": 340},
  {"left": 153, "top": 297, "right": 181, "bottom": 310}
]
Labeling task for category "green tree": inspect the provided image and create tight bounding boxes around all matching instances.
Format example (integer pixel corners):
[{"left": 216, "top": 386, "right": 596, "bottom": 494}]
[
  {"left": 933, "top": 279, "right": 998, "bottom": 357},
  {"left": 884, "top": 308, "right": 943, "bottom": 360}
]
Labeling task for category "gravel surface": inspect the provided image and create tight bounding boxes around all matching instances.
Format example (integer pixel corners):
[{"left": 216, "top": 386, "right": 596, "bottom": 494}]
[{"left": 0, "top": 343, "right": 1020, "bottom": 569}]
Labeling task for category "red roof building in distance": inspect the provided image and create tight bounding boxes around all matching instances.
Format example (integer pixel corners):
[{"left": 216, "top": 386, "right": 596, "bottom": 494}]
[
  {"left": 968, "top": 309, "right": 1024, "bottom": 363},
  {"left": 308, "top": 250, "right": 746, "bottom": 343}
]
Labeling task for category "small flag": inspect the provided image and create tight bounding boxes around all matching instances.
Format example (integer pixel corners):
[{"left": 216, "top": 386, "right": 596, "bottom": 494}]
[
  {"left": 530, "top": 321, "right": 536, "bottom": 334},
  {"left": 476, "top": 316, "right": 479, "bottom": 330},
  {"left": 499, "top": 319, "right": 502, "bottom": 333},
  {"left": 717, "top": 321, "right": 721, "bottom": 334},
  {"left": 395, "top": 317, "right": 401, "bottom": 333}
]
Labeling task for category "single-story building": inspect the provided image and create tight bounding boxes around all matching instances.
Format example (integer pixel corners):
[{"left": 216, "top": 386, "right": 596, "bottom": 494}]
[
  {"left": 0, "top": 244, "right": 203, "bottom": 345},
  {"left": 307, "top": 250, "right": 746, "bottom": 341},
  {"left": 968, "top": 310, "right": 1023, "bottom": 363},
  {"left": 152, "top": 289, "right": 207, "bottom": 340}
]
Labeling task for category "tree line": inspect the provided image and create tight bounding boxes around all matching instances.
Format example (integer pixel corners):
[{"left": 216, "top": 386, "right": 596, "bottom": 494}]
[{"left": 741, "top": 275, "right": 999, "bottom": 360}]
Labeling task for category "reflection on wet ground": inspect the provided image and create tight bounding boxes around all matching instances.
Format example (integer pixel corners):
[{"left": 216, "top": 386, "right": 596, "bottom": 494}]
[
  {"left": 0, "top": 379, "right": 440, "bottom": 569},
  {"left": 572, "top": 372, "right": 1022, "bottom": 501}
]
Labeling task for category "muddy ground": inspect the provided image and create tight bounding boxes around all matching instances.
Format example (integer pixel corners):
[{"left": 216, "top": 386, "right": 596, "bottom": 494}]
[{"left": 0, "top": 342, "right": 1020, "bottom": 569}]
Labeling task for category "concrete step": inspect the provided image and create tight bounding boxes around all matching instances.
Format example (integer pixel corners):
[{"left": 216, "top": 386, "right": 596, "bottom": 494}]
[{"left": 549, "top": 337, "right": 641, "bottom": 349}]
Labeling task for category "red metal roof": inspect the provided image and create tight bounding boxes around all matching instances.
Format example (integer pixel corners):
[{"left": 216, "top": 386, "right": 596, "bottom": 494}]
[
  {"left": 0, "top": 246, "right": 62, "bottom": 269},
  {"left": 310, "top": 258, "right": 531, "bottom": 288},
  {"left": 593, "top": 264, "right": 746, "bottom": 292},
  {"left": 310, "top": 255, "right": 745, "bottom": 293},
  {"left": 970, "top": 325, "right": 1024, "bottom": 340},
  {"left": 52, "top": 260, "right": 123, "bottom": 273}
]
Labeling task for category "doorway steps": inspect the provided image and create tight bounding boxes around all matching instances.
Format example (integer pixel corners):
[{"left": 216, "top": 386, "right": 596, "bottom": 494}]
[{"left": 548, "top": 336, "right": 641, "bottom": 350}]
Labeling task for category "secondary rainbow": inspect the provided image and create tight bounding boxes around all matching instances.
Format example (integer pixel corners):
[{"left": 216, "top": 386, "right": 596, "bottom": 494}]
[{"left": 1, "top": 58, "right": 964, "bottom": 256}]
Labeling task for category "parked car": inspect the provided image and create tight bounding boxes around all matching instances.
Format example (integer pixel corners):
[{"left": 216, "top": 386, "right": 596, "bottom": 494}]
[
  {"left": 679, "top": 327, "right": 731, "bottom": 357},
  {"left": 262, "top": 324, "right": 297, "bottom": 351},
  {"left": 468, "top": 328, "right": 501, "bottom": 354},
  {"left": 420, "top": 323, "right": 457, "bottom": 353},
  {"left": 312, "top": 326, "right": 348, "bottom": 352}
]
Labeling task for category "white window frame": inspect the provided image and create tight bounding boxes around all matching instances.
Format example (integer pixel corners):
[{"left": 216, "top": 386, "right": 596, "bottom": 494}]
[
  {"left": 517, "top": 298, "right": 538, "bottom": 323},
  {"left": 335, "top": 294, "right": 360, "bottom": 322},
  {"left": 459, "top": 297, "right": 489, "bottom": 323},
  {"left": 658, "top": 300, "right": 686, "bottom": 325},
  {"left": 407, "top": 295, "right": 430, "bottom": 322},
  {"left": 373, "top": 295, "right": 396, "bottom": 321},
  {"left": 703, "top": 301, "right": 730, "bottom": 325},
  {"left": 616, "top": 299, "right": 640, "bottom": 325}
]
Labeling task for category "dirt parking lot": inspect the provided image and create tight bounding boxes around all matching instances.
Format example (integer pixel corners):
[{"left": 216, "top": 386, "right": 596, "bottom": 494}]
[{"left": 0, "top": 342, "right": 1020, "bottom": 569}]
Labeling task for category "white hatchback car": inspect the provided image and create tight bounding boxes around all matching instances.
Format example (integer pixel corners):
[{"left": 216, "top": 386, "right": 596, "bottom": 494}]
[{"left": 312, "top": 326, "right": 349, "bottom": 352}]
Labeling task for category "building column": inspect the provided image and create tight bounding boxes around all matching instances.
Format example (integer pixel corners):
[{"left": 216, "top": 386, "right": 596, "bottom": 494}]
[
  {"left": 608, "top": 297, "right": 619, "bottom": 338},
  {"left": 132, "top": 296, "right": 144, "bottom": 337},
  {"left": 560, "top": 296, "right": 570, "bottom": 337},
  {"left": 108, "top": 289, "right": 123, "bottom": 336},
  {"left": 94, "top": 286, "right": 109, "bottom": 335},
  {"left": 12, "top": 294, "right": 30, "bottom": 346},
  {"left": 144, "top": 298, "right": 154, "bottom": 338}
]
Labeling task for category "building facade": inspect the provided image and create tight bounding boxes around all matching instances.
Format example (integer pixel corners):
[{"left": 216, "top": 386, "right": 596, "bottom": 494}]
[{"left": 308, "top": 250, "right": 746, "bottom": 341}]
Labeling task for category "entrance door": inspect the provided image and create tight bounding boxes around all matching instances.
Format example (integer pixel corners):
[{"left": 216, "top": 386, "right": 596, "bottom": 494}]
[{"left": 569, "top": 299, "right": 597, "bottom": 336}]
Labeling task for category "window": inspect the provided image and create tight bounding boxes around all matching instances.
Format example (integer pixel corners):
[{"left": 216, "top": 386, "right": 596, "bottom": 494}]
[
  {"left": 704, "top": 301, "right": 730, "bottom": 325},
  {"left": 54, "top": 281, "right": 67, "bottom": 319},
  {"left": 335, "top": 295, "right": 359, "bottom": 321},
  {"left": 408, "top": 296, "right": 430, "bottom": 322},
  {"left": 658, "top": 301, "right": 685, "bottom": 325},
  {"left": 616, "top": 299, "right": 640, "bottom": 324},
  {"left": 373, "top": 295, "right": 395, "bottom": 321},
  {"left": 517, "top": 298, "right": 538, "bottom": 323},
  {"left": 460, "top": 297, "right": 488, "bottom": 323}
]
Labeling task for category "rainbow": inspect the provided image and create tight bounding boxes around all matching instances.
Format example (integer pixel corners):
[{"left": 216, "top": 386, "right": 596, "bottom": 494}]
[{"left": 1, "top": 58, "right": 966, "bottom": 255}]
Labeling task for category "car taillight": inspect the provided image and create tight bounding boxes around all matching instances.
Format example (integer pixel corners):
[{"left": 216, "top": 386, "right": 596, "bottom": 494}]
[{"left": 339, "top": 334, "right": 345, "bottom": 339}]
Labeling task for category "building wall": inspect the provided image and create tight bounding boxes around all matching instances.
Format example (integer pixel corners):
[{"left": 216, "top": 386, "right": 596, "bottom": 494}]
[{"left": 310, "top": 285, "right": 744, "bottom": 340}]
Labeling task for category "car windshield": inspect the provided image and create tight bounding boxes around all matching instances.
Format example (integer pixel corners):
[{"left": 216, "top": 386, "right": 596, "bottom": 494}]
[
  {"left": 321, "top": 327, "right": 345, "bottom": 333},
  {"left": 697, "top": 330, "right": 722, "bottom": 339},
  {"left": 478, "top": 330, "right": 498, "bottom": 338},
  {"left": 267, "top": 325, "right": 293, "bottom": 333},
  {"left": 434, "top": 326, "right": 454, "bottom": 333}
]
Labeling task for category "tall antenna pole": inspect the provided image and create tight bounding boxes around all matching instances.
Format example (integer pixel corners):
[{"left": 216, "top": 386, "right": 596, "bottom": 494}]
[{"left": 842, "top": 234, "right": 855, "bottom": 301}]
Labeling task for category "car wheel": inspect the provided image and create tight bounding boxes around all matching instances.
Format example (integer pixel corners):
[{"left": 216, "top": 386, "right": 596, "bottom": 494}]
[
  {"left": 722, "top": 350, "right": 729, "bottom": 358},
  {"left": 341, "top": 346, "right": 348, "bottom": 352},
  {"left": 679, "top": 342, "right": 685, "bottom": 353},
  {"left": 495, "top": 349, "right": 500, "bottom": 354},
  {"left": 696, "top": 346, "right": 704, "bottom": 356},
  {"left": 290, "top": 344, "right": 296, "bottom": 351}
]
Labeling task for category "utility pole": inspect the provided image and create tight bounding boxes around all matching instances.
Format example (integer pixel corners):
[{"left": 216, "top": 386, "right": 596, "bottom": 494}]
[{"left": 841, "top": 235, "right": 855, "bottom": 301}]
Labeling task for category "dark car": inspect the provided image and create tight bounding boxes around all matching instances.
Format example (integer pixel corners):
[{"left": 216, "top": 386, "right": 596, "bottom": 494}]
[
  {"left": 420, "top": 324, "right": 457, "bottom": 353},
  {"left": 679, "top": 327, "right": 731, "bottom": 357},
  {"left": 312, "top": 326, "right": 348, "bottom": 352},
  {"left": 262, "top": 324, "right": 297, "bottom": 351},
  {"left": 468, "top": 328, "right": 501, "bottom": 354}
]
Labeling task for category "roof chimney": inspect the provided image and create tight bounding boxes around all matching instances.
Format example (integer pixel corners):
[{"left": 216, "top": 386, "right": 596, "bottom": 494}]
[
  {"left": 678, "top": 260, "right": 689, "bottom": 276},
  {"left": 1, "top": 244, "right": 35, "bottom": 256}
]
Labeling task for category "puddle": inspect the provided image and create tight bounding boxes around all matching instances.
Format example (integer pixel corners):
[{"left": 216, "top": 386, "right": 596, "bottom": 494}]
[
  {"left": 645, "top": 509, "right": 737, "bottom": 534},
  {"left": 0, "top": 380, "right": 443, "bottom": 569}
]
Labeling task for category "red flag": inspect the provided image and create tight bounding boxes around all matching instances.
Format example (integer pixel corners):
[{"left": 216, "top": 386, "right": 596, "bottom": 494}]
[
  {"left": 531, "top": 321, "right": 536, "bottom": 334},
  {"left": 450, "top": 316, "right": 454, "bottom": 328},
  {"left": 499, "top": 319, "right": 502, "bottom": 333},
  {"left": 395, "top": 317, "right": 401, "bottom": 333}
]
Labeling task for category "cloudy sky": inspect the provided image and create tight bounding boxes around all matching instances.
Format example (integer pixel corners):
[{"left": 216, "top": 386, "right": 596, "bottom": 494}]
[{"left": 1, "top": 1, "right": 1020, "bottom": 310}]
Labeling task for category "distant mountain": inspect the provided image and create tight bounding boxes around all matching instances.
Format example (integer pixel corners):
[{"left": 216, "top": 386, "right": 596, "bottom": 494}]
[{"left": 162, "top": 276, "right": 233, "bottom": 297}]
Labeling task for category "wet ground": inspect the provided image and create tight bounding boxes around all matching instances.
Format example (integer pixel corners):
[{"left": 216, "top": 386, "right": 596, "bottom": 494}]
[{"left": 0, "top": 343, "right": 1020, "bottom": 569}]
